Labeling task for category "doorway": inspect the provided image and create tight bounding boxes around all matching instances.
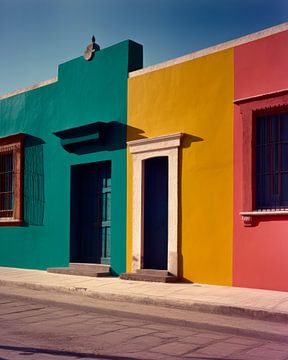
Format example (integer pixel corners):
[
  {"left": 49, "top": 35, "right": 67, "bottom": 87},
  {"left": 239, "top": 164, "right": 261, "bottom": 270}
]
[
  {"left": 128, "top": 133, "right": 182, "bottom": 275},
  {"left": 70, "top": 161, "right": 111, "bottom": 264},
  {"left": 143, "top": 157, "right": 168, "bottom": 269}
]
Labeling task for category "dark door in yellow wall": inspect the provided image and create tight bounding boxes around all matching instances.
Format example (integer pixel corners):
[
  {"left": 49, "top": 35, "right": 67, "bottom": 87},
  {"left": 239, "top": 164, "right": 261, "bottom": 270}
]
[{"left": 143, "top": 157, "right": 168, "bottom": 270}]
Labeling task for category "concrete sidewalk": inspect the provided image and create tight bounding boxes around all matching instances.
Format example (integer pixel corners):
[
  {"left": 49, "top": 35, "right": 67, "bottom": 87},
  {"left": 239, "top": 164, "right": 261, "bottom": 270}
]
[{"left": 0, "top": 266, "right": 288, "bottom": 323}]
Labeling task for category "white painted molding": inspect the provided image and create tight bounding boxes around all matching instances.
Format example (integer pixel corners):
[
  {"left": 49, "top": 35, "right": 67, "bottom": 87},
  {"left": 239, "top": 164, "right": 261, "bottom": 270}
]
[
  {"left": 240, "top": 211, "right": 288, "bottom": 216},
  {"left": 129, "top": 22, "right": 288, "bottom": 78},
  {"left": 240, "top": 210, "right": 288, "bottom": 226},
  {"left": 127, "top": 133, "right": 183, "bottom": 154},
  {"left": 0, "top": 77, "right": 58, "bottom": 100},
  {"left": 128, "top": 133, "right": 183, "bottom": 276}
]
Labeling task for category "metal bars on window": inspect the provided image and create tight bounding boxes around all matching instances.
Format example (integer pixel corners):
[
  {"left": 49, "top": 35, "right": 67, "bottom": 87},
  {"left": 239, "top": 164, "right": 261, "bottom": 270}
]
[{"left": 255, "top": 112, "right": 288, "bottom": 210}]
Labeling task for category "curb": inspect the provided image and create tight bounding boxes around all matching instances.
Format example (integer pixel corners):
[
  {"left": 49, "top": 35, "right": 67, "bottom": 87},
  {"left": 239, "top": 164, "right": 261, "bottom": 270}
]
[
  {"left": 0, "top": 278, "right": 288, "bottom": 324},
  {"left": 1, "top": 281, "right": 288, "bottom": 344}
]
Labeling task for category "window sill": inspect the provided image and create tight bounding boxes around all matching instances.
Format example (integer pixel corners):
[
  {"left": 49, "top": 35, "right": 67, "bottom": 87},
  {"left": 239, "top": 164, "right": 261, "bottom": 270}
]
[
  {"left": 240, "top": 211, "right": 288, "bottom": 226},
  {"left": 0, "top": 219, "right": 23, "bottom": 227}
]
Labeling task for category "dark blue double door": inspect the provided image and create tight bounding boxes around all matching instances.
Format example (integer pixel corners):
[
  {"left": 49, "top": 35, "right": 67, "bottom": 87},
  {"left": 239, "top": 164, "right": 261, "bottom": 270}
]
[
  {"left": 70, "top": 162, "right": 111, "bottom": 264},
  {"left": 143, "top": 157, "right": 168, "bottom": 270}
]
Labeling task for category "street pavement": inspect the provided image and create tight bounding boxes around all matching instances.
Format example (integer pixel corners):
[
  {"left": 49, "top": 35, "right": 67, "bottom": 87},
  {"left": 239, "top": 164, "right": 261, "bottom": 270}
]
[
  {"left": 0, "top": 267, "right": 288, "bottom": 323},
  {"left": 0, "top": 292, "right": 288, "bottom": 360},
  {"left": 0, "top": 266, "right": 288, "bottom": 358}
]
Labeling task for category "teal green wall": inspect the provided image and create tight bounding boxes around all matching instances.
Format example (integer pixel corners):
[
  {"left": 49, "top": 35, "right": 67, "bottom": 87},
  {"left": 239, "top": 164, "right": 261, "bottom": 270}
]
[{"left": 0, "top": 40, "right": 143, "bottom": 275}]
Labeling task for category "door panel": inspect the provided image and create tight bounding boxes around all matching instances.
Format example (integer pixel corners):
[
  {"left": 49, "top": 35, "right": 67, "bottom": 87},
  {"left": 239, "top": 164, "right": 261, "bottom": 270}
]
[
  {"left": 99, "top": 167, "right": 111, "bottom": 264},
  {"left": 143, "top": 157, "right": 168, "bottom": 269},
  {"left": 70, "top": 162, "right": 111, "bottom": 264}
]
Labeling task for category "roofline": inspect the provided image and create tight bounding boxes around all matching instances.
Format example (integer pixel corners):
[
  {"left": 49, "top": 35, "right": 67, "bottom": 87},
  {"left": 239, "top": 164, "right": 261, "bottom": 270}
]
[
  {"left": 1, "top": 22, "right": 287, "bottom": 98},
  {"left": 129, "top": 22, "right": 288, "bottom": 78},
  {"left": 0, "top": 77, "right": 58, "bottom": 100}
]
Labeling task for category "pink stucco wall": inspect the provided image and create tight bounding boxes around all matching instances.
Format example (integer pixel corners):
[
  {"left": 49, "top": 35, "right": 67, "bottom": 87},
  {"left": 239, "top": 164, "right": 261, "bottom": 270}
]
[{"left": 233, "top": 30, "right": 288, "bottom": 291}]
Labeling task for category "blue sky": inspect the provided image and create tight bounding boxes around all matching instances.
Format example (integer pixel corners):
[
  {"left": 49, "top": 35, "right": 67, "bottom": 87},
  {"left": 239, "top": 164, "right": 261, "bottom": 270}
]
[{"left": 0, "top": 0, "right": 287, "bottom": 95}]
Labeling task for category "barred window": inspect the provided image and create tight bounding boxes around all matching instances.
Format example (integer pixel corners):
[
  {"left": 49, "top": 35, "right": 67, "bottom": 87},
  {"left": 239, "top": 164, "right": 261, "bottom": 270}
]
[
  {"left": 0, "top": 134, "right": 25, "bottom": 225},
  {"left": 236, "top": 91, "right": 288, "bottom": 226},
  {"left": 255, "top": 112, "right": 288, "bottom": 210}
]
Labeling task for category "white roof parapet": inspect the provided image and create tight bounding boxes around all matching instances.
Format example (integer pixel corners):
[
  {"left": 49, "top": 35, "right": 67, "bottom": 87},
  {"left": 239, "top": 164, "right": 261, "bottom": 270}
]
[
  {"left": 0, "top": 77, "right": 58, "bottom": 100},
  {"left": 129, "top": 22, "right": 288, "bottom": 78},
  {"left": 1, "top": 22, "right": 287, "bottom": 97}
]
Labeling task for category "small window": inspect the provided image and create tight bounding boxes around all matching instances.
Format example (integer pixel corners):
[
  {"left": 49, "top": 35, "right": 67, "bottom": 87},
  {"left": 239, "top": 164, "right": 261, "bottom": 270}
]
[
  {"left": 0, "top": 134, "right": 25, "bottom": 225},
  {"left": 255, "top": 112, "right": 288, "bottom": 210}
]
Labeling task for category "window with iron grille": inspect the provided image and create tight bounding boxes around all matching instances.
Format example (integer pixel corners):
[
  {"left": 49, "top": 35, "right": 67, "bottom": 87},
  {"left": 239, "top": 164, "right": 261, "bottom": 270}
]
[
  {"left": 0, "top": 134, "right": 24, "bottom": 225},
  {"left": 236, "top": 90, "right": 288, "bottom": 226},
  {"left": 255, "top": 112, "right": 288, "bottom": 210}
]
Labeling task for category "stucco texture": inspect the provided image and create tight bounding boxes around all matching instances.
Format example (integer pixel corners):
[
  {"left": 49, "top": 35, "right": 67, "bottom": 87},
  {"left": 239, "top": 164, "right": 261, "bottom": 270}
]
[
  {"left": 0, "top": 40, "right": 142, "bottom": 275},
  {"left": 127, "top": 49, "right": 234, "bottom": 285},
  {"left": 233, "top": 30, "right": 288, "bottom": 291}
]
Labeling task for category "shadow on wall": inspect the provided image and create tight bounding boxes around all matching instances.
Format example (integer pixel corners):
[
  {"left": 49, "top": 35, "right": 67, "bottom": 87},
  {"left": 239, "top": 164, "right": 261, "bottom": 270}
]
[
  {"left": 71, "top": 121, "right": 146, "bottom": 155},
  {"left": 178, "top": 133, "right": 204, "bottom": 282},
  {"left": 22, "top": 123, "right": 145, "bottom": 226},
  {"left": 251, "top": 215, "right": 288, "bottom": 227},
  {"left": 181, "top": 134, "right": 203, "bottom": 148},
  {"left": 24, "top": 135, "right": 45, "bottom": 226},
  {"left": 127, "top": 123, "right": 147, "bottom": 142}
]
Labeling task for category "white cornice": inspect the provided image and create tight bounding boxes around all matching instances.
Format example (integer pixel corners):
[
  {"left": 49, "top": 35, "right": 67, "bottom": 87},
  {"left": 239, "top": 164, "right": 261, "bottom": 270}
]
[
  {"left": 0, "top": 77, "right": 58, "bottom": 100},
  {"left": 1, "top": 23, "right": 287, "bottom": 98},
  {"left": 127, "top": 133, "right": 183, "bottom": 154},
  {"left": 129, "top": 22, "right": 288, "bottom": 78}
]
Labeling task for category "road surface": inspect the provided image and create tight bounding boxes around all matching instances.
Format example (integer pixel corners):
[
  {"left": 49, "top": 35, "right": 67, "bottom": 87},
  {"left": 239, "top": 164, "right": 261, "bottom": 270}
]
[{"left": 0, "top": 289, "right": 287, "bottom": 359}]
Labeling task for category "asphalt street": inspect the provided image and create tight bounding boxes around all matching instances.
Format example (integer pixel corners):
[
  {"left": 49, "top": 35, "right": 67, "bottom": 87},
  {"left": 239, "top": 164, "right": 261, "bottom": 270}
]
[{"left": 0, "top": 289, "right": 288, "bottom": 360}]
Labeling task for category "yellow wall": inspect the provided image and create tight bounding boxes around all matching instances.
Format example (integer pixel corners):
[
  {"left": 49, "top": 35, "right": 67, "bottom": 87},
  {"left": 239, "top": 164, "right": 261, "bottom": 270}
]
[{"left": 127, "top": 49, "right": 234, "bottom": 285}]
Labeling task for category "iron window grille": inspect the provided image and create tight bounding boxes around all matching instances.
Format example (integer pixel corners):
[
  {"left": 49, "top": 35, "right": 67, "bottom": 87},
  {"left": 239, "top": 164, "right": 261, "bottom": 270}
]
[
  {"left": 235, "top": 90, "right": 288, "bottom": 226},
  {"left": 255, "top": 111, "right": 288, "bottom": 210}
]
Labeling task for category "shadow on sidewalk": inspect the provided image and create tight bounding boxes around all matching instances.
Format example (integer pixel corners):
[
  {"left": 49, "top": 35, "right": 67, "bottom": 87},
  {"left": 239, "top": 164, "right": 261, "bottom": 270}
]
[
  {"left": 0, "top": 343, "right": 238, "bottom": 360},
  {"left": 0, "top": 344, "right": 134, "bottom": 359}
]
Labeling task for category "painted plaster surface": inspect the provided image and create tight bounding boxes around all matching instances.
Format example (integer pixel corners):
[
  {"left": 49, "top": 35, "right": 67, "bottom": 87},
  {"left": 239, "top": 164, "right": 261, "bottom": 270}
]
[
  {"left": 128, "top": 49, "right": 234, "bottom": 285},
  {"left": 130, "top": 23, "right": 288, "bottom": 79},
  {"left": 234, "top": 30, "right": 288, "bottom": 100},
  {"left": 0, "top": 40, "right": 142, "bottom": 275},
  {"left": 233, "top": 31, "right": 288, "bottom": 291}
]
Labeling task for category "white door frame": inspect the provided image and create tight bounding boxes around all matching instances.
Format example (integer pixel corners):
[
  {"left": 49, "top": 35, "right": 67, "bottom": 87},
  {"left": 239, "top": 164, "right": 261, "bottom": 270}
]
[{"left": 127, "top": 133, "right": 183, "bottom": 276}]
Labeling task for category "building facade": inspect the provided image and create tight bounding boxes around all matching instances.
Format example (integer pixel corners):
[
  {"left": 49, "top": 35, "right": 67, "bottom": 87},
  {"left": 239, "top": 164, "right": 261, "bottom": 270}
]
[
  {"left": 127, "top": 23, "right": 288, "bottom": 291},
  {"left": 0, "top": 24, "right": 288, "bottom": 291},
  {"left": 0, "top": 40, "right": 143, "bottom": 275}
]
